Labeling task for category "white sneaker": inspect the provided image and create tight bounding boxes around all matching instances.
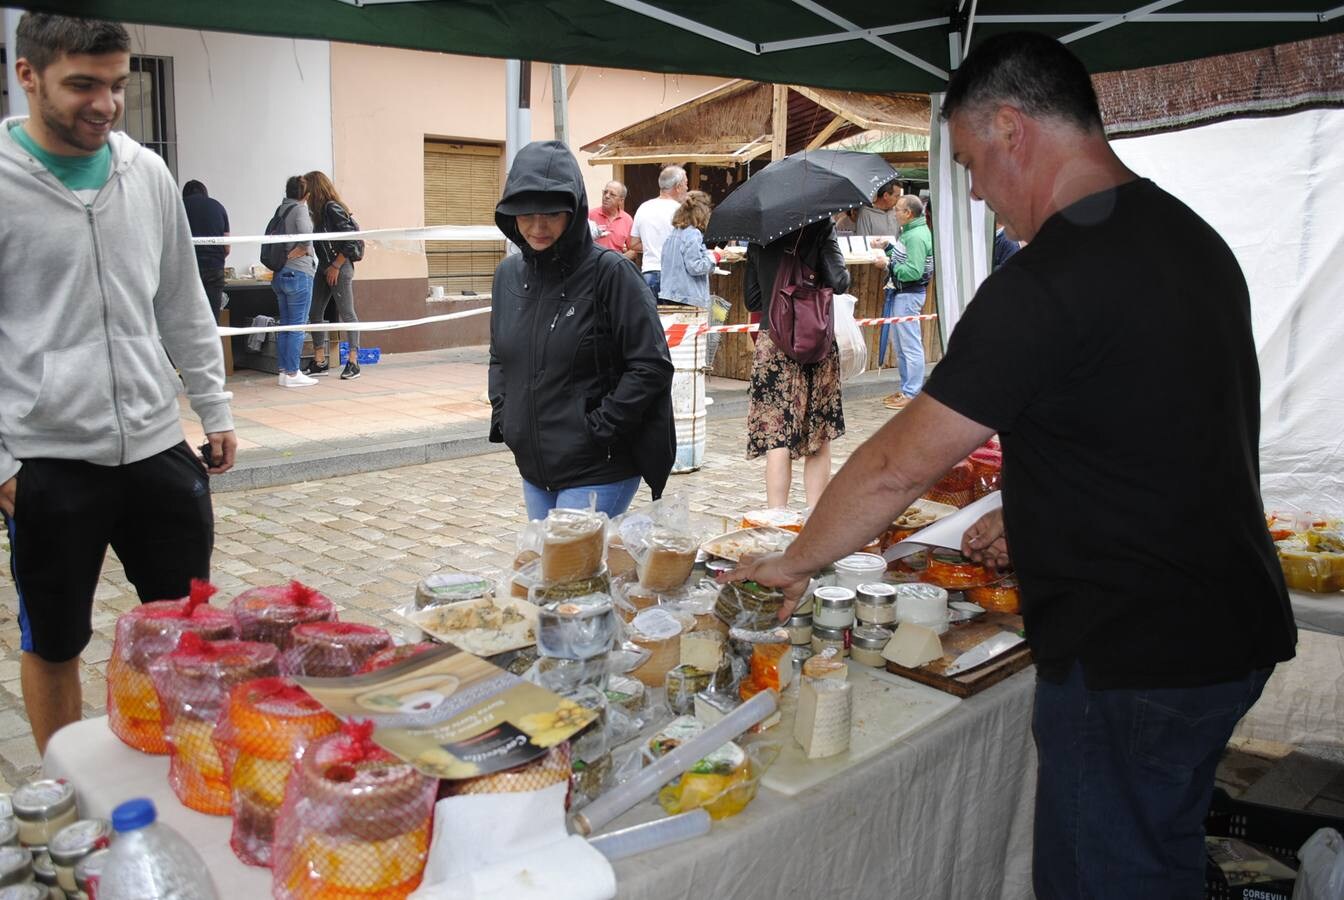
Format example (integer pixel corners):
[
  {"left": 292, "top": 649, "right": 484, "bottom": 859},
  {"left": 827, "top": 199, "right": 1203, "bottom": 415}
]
[{"left": 279, "top": 371, "right": 318, "bottom": 388}]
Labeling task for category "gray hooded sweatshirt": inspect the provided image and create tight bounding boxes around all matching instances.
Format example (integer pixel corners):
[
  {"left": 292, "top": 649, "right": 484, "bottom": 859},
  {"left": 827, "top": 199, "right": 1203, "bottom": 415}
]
[{"left": 0, "top": 120, "right": 234, "bottom": 484}]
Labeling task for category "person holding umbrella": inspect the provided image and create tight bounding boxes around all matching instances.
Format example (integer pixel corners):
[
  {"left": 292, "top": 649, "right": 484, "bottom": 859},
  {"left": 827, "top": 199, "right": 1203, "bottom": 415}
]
[{"left": 708, "top": 150, "right": 894, "bottom": 508}]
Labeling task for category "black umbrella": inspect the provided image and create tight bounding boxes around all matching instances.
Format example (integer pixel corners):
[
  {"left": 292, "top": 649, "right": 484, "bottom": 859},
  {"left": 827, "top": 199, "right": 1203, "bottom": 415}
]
[{"left": 704, "top": 149, "right": 899, "bottom": 245}]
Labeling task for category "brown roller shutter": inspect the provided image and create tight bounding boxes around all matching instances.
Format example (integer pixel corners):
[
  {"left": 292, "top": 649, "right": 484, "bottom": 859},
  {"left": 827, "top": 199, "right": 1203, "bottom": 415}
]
[{"left": 424, "top": 140, "right": 505, "bottom": 293}]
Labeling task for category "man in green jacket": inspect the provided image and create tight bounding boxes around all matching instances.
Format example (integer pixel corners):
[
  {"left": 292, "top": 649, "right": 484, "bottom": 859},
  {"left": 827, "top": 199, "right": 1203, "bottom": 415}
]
[{"left": 878, "top": 196, "right": 934, "bottom": 409}]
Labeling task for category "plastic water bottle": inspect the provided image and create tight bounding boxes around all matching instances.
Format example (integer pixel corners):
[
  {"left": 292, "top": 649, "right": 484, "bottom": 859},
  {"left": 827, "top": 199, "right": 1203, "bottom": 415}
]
[{"left": 97, "top": 798, "right": 220, "bottom": 900}]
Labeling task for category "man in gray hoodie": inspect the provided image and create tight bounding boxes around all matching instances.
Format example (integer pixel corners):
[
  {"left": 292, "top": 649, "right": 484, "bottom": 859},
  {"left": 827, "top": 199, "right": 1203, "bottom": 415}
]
[{"left": 0, "top": 13, "right": 236, "bottom": 754}]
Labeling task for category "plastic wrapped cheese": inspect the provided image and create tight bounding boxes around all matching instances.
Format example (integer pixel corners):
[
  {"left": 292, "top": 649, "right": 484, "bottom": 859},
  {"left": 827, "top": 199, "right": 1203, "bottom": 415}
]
[{"left": 231, "top": 581, "right": 336, "bottom": 650}]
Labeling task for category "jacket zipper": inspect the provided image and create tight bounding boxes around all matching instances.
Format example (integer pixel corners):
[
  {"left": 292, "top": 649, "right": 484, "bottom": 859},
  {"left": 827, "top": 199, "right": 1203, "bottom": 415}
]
[
  {"left": 527, "top": 265, "right": 553, "bottom": 490},
  {"left": 82, "top": 163, "right": 132, "bottom": 462}
]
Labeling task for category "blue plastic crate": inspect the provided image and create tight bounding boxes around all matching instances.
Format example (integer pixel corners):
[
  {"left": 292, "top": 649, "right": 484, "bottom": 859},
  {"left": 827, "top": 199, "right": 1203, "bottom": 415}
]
[{"left": 338, "top": 343, "right": 380, "bottom": 365}]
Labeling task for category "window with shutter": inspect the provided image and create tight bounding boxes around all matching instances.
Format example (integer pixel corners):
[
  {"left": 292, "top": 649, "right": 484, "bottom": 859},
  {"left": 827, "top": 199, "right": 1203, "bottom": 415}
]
[{"left": 424, "top": 140, "right": 505, "bottom": 293}]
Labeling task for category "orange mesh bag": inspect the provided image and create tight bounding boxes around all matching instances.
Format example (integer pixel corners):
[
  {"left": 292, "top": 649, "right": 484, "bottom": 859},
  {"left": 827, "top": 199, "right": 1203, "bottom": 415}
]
[
  {"left": 967, "top": 576, "right": 1021, "bottom": 614},
  {"left": 148, "top": 633, "right": 279, "bottom": 815},
  {"left": 214, "top": 677, "right": 340, "bottom": 867},
  {"left": 357, "top": 642, "right": 438, "bottom": 674},
  {"left": 441, "top": 743, "right": 572, "bottom": 798},
  {"left": 280, "top": 622, "right": 393, "bottom": 677},
  {"left": 231, "top": 581, "right": 336, "bottom": 650},
  {"left": 923, "top": 459, "right": 975, "bottom": 508},
  {"left": 969, "top": 447, "right": 1003, "bottom": 500},
  {"left": 273, "top": 721, "right": 438, "bottom": 899},
  {"left": 107, "top": 580, "right": 237, "bottom": 754}
]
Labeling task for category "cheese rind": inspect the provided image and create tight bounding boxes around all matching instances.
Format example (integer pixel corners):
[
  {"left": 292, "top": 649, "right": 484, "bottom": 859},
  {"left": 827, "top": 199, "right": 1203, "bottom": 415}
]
[
  {"left": 883, "top": 623, "right": 943, "bottom": 668},
  {"left": 794, "top": 678, "right": 851, "bottom": 759},
  {"left": 680, "top": 630, "right": 726, "bottom": 672}
]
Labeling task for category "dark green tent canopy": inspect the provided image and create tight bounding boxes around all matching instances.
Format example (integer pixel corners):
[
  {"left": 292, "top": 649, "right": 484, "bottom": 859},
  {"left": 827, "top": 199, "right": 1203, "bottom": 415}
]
[{"left": 16, "top": 1, "right": 1344, "bottom": 93}]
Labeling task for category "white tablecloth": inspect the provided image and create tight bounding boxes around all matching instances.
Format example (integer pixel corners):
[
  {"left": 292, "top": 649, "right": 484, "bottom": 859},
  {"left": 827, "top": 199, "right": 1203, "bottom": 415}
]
[
  {"left": 43, "top": 670, "right": 1039, "bottom": 900},
  {"left": 1290, "top": 589, "right": 1344, "bottom": 637}
]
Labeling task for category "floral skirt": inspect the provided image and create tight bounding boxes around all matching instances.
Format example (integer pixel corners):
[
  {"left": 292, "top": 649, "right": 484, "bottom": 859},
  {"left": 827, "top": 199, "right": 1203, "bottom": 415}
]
[{"left": 746, "top": 332, "right": 844, "bottom": 460}]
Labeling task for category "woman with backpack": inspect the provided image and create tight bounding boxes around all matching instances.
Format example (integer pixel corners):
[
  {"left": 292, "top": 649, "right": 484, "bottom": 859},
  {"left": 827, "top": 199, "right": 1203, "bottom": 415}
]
[
  {"left": 743, "top": 220, "right": 850, "bottom": 508},
  {"left": 303, "top": 170, "right": 365, "bottom": 380},
  {"left": 489, "top": 140, "right": 675, "bottom": 520}
]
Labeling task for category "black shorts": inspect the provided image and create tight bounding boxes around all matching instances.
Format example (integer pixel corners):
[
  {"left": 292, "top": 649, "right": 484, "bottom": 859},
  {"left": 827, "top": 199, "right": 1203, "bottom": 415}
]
[{"left": 4, "top": 442, "right": 214, "bottom": 662}]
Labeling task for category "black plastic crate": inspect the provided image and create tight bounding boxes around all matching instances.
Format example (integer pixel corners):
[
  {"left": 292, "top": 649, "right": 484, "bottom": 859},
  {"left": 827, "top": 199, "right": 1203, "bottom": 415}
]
[{"left": 1205, "top": 787, "right": 1344, "bottom": 900}]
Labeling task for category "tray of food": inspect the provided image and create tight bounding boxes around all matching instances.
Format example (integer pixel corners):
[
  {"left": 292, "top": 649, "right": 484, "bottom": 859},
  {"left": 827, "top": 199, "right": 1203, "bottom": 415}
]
[
  {"left": 700, "top": 526, "right": 796, "bottom": 562},
  {"left": 402, "top": 596, "right": 539, "bottom": 656},
  {"left": 892, "top": 499, "right": 959, "bottom": 530}
]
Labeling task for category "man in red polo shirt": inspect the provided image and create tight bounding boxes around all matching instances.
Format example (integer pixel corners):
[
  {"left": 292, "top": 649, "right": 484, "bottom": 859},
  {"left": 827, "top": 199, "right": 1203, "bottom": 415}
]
[{"left": 589, "top": 179, "right": 633, "bottom": 254}]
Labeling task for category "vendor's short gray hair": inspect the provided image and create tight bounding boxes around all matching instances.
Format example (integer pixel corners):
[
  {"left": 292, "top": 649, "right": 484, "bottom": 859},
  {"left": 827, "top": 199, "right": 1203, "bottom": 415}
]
[{"left": 659, "top": 166, "right": 688, "bottom": 191}]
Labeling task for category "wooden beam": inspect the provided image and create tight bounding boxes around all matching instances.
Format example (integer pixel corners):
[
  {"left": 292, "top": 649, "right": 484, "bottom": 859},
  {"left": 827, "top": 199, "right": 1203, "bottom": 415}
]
[
  {"left": 771, "top": 84, "right": 789, "bottom": 160},
  {"left": 805, "top": 114, "right": 847, "bottom": 150},
  {"left": 566, "top": 65, "right": 585, "bottom": 99},
  {"left": 688, "top": 162, "right": 701, "bottom": 190}
]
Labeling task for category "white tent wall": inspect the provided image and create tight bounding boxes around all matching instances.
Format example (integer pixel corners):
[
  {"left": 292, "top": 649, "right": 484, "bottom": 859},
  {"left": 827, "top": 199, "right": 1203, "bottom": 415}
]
[{"left": 1109, "top": 108, "right": 1344, "bottom": 515}]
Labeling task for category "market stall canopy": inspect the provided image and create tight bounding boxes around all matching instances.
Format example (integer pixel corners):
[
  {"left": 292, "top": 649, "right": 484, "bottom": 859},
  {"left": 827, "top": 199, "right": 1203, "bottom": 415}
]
[
  {"left": 580, "top": 81, "right": 928, "bottom": 167},
  {"left": 18, "top": 1, "right": 1344, "bottom": 94}
]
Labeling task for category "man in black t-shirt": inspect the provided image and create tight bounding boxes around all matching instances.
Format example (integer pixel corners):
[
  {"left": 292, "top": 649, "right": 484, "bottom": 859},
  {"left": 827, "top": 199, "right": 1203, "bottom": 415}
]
[
  {"left": 726, "top": 33, "right": 1294, "bottom": 898},
  {"left": 182, "top": 179, "right": 230, "bottom": 319}
]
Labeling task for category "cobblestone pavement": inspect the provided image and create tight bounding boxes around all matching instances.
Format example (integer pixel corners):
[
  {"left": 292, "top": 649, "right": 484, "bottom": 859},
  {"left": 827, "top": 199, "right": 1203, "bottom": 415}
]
[{"left": 0, "top": 397, "right": 896, "bottom": 788}]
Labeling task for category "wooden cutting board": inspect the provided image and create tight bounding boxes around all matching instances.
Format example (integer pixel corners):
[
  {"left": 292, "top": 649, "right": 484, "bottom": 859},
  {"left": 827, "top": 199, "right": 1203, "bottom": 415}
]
[{"left": 884, "top": 612, "right": 1033, "bottom": 697}]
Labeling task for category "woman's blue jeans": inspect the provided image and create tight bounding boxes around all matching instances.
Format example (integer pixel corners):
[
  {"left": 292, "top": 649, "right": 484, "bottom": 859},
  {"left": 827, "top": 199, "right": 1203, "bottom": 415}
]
[
  {"left": 522, "top": 476, "right": 641, "bottom": 521},
  {"left": 271, "top": 268, "right": 313, "bottom": 374}
]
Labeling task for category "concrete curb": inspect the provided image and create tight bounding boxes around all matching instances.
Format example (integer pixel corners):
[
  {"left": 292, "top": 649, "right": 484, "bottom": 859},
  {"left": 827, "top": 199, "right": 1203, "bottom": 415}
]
[{"left": 214, "top": 373, "right": 904, "bottom": 492}]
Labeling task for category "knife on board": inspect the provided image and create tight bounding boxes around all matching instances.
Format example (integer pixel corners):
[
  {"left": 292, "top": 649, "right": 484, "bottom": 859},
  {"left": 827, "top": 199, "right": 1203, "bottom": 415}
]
[{"left": 944, "top": 631, "right": 1026, "bottom": 676}]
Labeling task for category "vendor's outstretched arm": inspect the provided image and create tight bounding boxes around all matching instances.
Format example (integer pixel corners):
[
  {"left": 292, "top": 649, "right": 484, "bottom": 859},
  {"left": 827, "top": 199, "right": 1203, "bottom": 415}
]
[{"left": 724, "top": 394, "right": 993, "bottom": 617}]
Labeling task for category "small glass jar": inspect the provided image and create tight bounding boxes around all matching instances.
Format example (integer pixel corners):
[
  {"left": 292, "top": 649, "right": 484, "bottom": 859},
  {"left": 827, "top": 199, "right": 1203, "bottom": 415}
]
[
  {"left": 0, "top": 884, "right": 48, "bottom": 900},
  {"left": 785, "top": 611, "right": 813, "bottom": 646},
  {"left": 12, "top": 780, "right": 77, "bottom": 848},
  {"left": 49, "top": 819, "right": 111, "bottom": 895},
  {"left": 850, "top": 624, "right": 894, "bottom": 667},
  {"left": 74, "top": 848, "right": 109, "bottom": 898},
  {"left": 32, "top": 849, "right": 62, "bottom": 898},
  {"left": 855, "top": 582, "right": 898, "bottom": 625},
  {"left": 812, "top": 586, "right": 856, "bottom": 629},
  {"left": 810, "top": 623, "right": 849, "bottom": 658},
  {"left": 0, "top": 845, "right": 33, "bottom": 887},
  {"left": 0, "top": 819, "right": 16, "bottom": 849}
]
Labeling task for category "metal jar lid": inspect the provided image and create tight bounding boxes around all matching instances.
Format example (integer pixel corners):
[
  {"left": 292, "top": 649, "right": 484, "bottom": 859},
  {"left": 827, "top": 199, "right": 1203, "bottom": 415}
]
[
  {"left": 851, "top": 624, "right": 894, "bottom": 650},
  {"left": 785, "top": 611, "right": 813, "bottom": 627},
  {"left": 12, "top": 781, "right": 75, "bottom": 821},
  {"left": 812, "top": 623, "right": 848, "bottom": 641},
  {"left": 75, "top": 847, "right": 109, "bottom": 892},
  {"left": 813, "top": 586, "right": 855, "bottom": 609},
  {"left": 857, "top": 582, "right": 898, "bottom": 605},
  {"left": 49, "top": 819, "right": 111, "bottom": 867},
  {"left": 0, "top": 846, "right": 33, "bottom": 886}
]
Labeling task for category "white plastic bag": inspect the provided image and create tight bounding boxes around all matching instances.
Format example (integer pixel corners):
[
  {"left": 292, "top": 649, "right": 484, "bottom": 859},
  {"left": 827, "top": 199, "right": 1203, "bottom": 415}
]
[
  {"left": 833, "top": 293, "right": 866, "bottom": 382},
  {"left": 1293, "top": 827, "right": 1344, "bottom": 900}
]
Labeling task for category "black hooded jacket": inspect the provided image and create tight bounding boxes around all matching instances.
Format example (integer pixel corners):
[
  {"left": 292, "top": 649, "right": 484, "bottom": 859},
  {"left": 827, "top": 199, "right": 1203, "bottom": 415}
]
[{"left": 489, "top": 141, "right": 676, "bottom": 499}]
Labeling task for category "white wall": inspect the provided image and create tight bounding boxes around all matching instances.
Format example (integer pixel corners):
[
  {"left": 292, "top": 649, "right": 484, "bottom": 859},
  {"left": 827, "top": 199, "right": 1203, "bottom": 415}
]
[{"left": 125, "top": 24, "right": 332, "bottom": 269}]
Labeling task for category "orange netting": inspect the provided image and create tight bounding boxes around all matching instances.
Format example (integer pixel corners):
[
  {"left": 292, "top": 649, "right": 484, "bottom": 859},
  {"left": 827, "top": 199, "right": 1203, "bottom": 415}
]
[{"left": 231, "top": 581, "right": 336, "bottom": 650}]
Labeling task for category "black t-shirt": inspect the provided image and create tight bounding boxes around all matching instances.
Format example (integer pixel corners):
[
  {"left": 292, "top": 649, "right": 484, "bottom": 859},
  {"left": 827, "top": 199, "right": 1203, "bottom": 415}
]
[
  {"left": 183, "top": 193, "right": 230, "bottom": 270},
  {"left": 923, "top": 178, "right": 1295, "bottom": 690}
]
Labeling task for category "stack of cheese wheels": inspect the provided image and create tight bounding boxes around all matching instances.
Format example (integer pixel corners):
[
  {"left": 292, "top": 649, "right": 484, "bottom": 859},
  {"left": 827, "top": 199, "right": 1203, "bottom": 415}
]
[
  {"left": 442, "top": 743, "right": 571, "bottom": 797},
  {"left": 107, "top": 580, "right": 236, "bottom": 754},
  {"left": 540, "top": 509, "right": 606, "bottom": 583},
  {"left": 231, "top": 582, "right": 336, "bottom": 650},
  {"left": 627, "top": 608, "right": 692, "bottom": 688},
  {"left": 281, "top": 622, "right": 393, "bottom": 678},
  {"left": 148, "top": 634, "right": 279, "bottom": 815},
  {"left": 215, "top": 677, "right": 340, "bottom": 867},
  {"left": 272, "top": 723, "right": 437, "bottom": 899},
  {"left": 636, "top": 529, "right": 699, "bottom": 593}
]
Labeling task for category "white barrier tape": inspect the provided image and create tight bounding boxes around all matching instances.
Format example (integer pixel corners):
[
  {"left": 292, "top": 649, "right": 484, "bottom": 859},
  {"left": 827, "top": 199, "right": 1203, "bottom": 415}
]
[
  {"left": 217, "top": 305, "right": 491, "bottom": 336},
  {"left": 193, "top": 224, "right": 506, "bottom": 246},
  {"left": 219, "top": 308, "right": 934, "bottom": 341}
]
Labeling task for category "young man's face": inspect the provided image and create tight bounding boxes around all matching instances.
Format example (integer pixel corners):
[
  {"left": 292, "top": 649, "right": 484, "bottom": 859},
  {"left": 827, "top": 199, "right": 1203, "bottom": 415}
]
[{"left": 17, "top": 50, "right": 131, "bottom": 155}]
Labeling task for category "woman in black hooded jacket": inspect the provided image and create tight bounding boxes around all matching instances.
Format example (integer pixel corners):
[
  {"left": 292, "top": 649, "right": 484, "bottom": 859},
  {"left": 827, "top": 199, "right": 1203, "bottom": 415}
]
[{"left": 489, "top": 141, "right": 675, "bottom": 520}]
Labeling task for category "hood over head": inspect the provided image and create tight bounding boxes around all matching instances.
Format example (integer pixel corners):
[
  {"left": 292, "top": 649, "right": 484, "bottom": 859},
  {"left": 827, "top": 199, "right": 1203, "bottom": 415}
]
[{"left": 495, "top": 140, "right": 592, "bottom": 262}]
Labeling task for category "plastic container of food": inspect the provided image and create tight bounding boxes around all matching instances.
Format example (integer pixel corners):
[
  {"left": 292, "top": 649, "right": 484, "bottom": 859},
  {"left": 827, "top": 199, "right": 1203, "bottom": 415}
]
[
  {"left": 833, "top": 553, "right": 887, "bottom": 592},
  {"left": 810, "top": 624, "right": 849, "bottom": 658},
  {"left": 855, "top": 582, "right": 898, "bottom": 625},
  {"left": 850, "top": 625, "right": 894, "bottom": 667},
  {"left": 12, "top": 781, "right": 77, "bottom": 848},
  {"left": 785, "top": 611, "right": 813, "bottom": 646},
  {"left": 812, "top": 586, "right": 856, "bottom": 629}
]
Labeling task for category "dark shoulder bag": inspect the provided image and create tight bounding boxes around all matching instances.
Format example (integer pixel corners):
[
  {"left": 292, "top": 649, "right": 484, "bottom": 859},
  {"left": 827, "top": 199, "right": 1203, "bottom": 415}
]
[{"left": 766, "top": 232, "right": 835, "bottom": 364}]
